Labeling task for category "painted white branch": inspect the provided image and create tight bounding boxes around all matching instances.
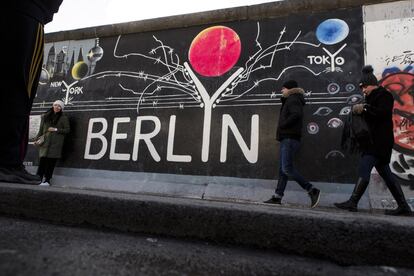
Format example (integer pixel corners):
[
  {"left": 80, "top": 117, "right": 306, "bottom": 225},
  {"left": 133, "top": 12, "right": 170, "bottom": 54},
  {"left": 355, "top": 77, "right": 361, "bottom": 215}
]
[
  {"left": 183, "top": 62, "right": 244, "bottom": 162},
  {"left": 183, "top": 62, "right": 210, "bottom": 104},
  {"left": 211, "top": 68, "right": 244, "bottom": 104}
]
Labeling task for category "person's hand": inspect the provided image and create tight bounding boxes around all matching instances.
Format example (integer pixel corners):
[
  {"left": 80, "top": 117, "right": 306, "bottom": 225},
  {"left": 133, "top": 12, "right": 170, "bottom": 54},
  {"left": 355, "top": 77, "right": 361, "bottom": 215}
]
[
  {"left": 47, "top": 127, "right": 57, "bottom": 132},
  {"left": 352, "top": 104, "right": 364, "bottom": 114}
]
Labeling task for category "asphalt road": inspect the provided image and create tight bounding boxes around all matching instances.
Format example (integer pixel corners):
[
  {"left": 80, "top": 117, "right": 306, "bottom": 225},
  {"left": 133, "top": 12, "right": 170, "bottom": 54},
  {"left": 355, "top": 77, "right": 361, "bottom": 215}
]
[{"left": 0, "top": 216, "right": 412, "bottom": 276}]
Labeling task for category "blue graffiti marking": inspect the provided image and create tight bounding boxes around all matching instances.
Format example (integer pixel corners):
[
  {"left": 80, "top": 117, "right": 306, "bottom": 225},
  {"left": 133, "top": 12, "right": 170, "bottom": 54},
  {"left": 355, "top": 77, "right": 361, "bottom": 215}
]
[{"left": 316, "top": 19, "right": 349, "bottom": 45}]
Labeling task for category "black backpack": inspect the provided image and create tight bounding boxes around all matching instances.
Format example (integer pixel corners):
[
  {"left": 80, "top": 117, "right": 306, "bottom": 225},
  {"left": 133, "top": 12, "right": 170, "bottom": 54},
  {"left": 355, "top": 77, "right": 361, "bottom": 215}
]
[{"left": 341, "top": 112, "right": 372, "bottom": 154}]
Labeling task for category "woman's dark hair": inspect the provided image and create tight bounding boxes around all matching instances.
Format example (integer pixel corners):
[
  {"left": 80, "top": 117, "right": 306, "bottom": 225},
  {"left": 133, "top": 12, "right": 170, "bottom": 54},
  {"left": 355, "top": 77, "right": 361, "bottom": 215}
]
[{"left": 44, "top": 107, "right": 62, "bottom": 126}]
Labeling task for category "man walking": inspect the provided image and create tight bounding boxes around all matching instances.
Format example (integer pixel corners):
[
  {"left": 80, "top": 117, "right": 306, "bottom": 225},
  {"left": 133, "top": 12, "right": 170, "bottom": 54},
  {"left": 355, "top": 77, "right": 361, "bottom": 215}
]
[{"left": 264, "top": 80, "right": 320, "bottom": 208}]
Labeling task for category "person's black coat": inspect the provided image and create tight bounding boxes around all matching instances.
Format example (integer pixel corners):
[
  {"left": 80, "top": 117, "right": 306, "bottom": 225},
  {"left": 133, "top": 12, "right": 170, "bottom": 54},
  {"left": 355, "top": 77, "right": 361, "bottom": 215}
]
[
  {"left": 362, "top": 86, "right": 395, "bottom": 164},
  {"left": 11, "top": 0, "right": 63, "bottom": 24},
  {"left": 276, "top": 88, "right": 305, "bottom": 141}
]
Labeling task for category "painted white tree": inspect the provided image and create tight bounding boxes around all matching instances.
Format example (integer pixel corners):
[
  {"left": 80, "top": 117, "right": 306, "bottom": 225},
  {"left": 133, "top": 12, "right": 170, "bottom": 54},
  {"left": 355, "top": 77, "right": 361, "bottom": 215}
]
[{"left": 97, "top": 23, "right": 323, "bottom": 161}]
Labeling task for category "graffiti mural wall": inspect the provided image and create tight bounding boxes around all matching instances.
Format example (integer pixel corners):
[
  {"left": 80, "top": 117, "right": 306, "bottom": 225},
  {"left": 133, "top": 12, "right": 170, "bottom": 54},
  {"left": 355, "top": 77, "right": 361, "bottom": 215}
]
[
  {"left": 364, "top": 0, "right": 414, "bottom": 188},
  {"left": 26, "top": 7, "right": 365, "bottom": 183}
]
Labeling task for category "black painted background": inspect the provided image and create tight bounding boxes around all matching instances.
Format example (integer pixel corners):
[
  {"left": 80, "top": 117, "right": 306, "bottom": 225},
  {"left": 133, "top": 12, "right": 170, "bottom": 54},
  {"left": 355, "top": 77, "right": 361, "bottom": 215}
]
[{"left": 28, "top": 7, "right": 363, "bottom": 183}]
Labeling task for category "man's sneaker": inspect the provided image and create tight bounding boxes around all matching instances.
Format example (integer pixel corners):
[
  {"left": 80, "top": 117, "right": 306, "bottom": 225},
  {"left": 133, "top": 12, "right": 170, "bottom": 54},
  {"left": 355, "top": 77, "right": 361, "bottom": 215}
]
[
  {"left": 263, "top": 195, "right": 282, "bottom": 204},
  {"left": 308, "top": 188, "right": 320, "bottom": 208},
  {"left": 0, "top": 166, "right": 41, "bottom": 185},
  {"left": 39, "top": 182, "right": 50, "bottom": 187}
]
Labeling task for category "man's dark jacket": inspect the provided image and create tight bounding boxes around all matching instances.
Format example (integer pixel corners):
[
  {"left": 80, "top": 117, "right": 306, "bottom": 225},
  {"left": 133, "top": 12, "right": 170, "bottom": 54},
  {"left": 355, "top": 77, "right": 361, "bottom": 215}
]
[
  {"left": 362, "top": 86, "right": 395, "bottom": 164},
  {"left": 276, "top": 88, "right": 306, "bottom": 141}
]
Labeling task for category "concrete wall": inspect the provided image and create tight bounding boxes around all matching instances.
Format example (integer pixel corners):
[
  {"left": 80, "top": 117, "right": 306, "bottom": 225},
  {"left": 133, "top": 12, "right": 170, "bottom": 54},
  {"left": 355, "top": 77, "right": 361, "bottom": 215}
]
[{"left": 26, "top": 0, "right": 413, "bottom": 190}]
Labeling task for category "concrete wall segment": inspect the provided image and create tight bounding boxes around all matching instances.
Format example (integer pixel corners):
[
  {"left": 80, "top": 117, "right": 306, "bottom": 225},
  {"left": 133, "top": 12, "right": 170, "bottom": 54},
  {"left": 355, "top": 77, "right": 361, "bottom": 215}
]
[
  {"left": 45, "top": 7, "right": 249, "bottom": 42},
  {"left": 30, "top": 0, "right": 413, "bottom": 197},
  {"left": 45, "top": 0, "right": 402, "bottom": 43},
  {"left": 364, "top": 0, "right": 414, "bottom": 22}
]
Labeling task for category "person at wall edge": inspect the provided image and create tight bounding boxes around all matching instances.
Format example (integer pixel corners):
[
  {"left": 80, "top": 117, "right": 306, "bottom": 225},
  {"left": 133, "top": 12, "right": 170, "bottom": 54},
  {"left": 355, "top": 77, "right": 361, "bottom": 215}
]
[
  {"left": 334, "top": 65, "right": 412, "bottom": 216},
  {"left": 35, "top": 100, "right": 70, "bottom": 186},
  {"left": 264, "top": 80, "right": 321, "bottom": 208},
  {"left": 0, "top": 1, "right": 63, "bottom": 185}
]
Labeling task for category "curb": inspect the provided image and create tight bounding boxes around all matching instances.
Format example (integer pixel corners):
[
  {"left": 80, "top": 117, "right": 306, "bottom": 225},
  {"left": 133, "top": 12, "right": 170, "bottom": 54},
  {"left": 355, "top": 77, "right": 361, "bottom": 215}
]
[{"left": 0, "top": 183, "right": 413, "bottom": 269}]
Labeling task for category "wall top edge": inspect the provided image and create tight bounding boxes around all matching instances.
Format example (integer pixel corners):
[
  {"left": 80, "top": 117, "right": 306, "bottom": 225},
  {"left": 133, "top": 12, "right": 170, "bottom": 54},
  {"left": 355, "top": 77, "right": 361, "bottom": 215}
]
[{"left": 45, "top": 0, "right": 402, "bottom": 42}]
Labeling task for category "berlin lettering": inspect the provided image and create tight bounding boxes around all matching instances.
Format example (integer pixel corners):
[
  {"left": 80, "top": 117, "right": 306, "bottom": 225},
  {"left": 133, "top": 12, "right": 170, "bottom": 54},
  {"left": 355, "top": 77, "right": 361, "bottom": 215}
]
[{"left": 84, "top": 114, "right": 260, "bottom": 163}]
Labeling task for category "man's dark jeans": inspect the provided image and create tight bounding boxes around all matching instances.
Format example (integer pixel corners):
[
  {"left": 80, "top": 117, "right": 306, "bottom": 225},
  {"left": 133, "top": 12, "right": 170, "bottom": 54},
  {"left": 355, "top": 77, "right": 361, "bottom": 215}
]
[{"left": 275, "top": 138, "right": 312, "bottom": 197}]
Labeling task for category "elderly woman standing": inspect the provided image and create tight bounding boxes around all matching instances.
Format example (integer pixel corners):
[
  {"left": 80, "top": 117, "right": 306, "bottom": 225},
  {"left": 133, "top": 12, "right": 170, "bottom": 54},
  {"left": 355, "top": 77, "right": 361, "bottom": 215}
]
[{"left": 35, "top": 100, "right": 70, "bottom": 186}]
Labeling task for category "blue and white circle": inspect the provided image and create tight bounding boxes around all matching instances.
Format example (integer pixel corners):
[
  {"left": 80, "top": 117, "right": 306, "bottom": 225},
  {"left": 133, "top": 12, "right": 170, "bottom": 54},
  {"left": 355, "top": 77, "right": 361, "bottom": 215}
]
[{"left": 316, "top": 19, "right": 349, "bottom": 45}]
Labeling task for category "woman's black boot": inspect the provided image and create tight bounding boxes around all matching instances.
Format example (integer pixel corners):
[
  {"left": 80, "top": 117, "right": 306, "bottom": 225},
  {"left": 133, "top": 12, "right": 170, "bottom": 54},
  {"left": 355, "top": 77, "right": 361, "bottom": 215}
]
[
  {"left": 384, "top": 181, "right": 413, "bottom": 216},
  {"left": 334, "top": 178, "right": 369, "bottom": 212}
]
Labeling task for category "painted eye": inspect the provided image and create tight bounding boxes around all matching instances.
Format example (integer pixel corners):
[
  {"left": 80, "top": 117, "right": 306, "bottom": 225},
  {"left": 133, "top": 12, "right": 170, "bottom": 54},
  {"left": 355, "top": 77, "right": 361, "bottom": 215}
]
[
  {"left": 313, "top": 107, "right": 333, "bottom": 116},
  {"left": 339, "top": 106, "right": 351, "bottom": 116},
  {"left": 327, "top": 118, "right": 343, "bottom": 128},
  {"left": 345, "top": 83, "right": 356, "bottom": 92},
  {"left": 346, "top": 94, "right": 363, "bottom": 104},
  {"left": 307, "top": 122, "right": 319, "bottom": 134},
  {"left": 325, "top": 150, "right": 345, "bottom": 159},
  {"left": 327, "top": 83, "right": 340, "bottom": 95}
]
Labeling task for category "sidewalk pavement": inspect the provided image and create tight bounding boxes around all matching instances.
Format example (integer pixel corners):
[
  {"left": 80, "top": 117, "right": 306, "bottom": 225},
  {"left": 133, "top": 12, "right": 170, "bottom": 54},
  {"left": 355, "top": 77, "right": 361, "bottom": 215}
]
[
  {"left": 0, "top": 169, "right": 413, "bottom": 269},
  {"left": 25, "top": 167, "right": 413, "bottom": 213}
]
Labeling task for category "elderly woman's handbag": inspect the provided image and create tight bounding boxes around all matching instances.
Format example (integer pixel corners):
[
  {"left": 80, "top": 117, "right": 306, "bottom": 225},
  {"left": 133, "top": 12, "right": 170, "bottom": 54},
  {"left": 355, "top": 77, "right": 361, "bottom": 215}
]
[{"left": 34, "top": 135, "right": 45, "bottom": 147}]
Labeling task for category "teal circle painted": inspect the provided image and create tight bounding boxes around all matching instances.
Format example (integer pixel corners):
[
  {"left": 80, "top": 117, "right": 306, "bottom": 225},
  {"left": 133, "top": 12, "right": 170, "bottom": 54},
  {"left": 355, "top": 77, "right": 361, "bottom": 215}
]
[{"left": 316, "top": 19, "right": 349, "bottom": 45}]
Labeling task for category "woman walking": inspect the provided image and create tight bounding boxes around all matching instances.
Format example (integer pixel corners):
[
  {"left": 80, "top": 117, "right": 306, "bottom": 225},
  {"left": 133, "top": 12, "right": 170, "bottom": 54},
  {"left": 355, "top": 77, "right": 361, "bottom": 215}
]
[
  {"left": 334, "top": 66, "right": 412, "bottom": 216},
  {"left": 34, "top": 100, "right": 70, "bottom": 186}
]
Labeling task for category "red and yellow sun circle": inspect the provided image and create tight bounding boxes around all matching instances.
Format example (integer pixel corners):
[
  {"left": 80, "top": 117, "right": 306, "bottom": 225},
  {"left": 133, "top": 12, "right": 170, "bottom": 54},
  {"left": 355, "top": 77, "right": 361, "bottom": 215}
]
[{"left": 188, "top": 26, "right": 241, "bottom": 77}]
